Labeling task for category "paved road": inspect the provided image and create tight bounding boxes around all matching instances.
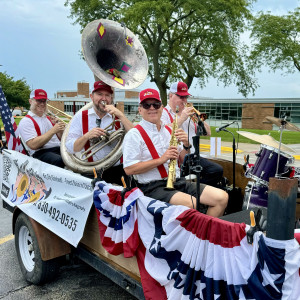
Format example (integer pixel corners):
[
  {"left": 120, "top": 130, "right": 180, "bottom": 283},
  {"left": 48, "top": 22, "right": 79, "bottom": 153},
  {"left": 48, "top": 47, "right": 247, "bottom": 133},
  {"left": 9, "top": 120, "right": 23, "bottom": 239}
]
[{"left": 0, "top": 202, "right": 137, "bottom": 300}]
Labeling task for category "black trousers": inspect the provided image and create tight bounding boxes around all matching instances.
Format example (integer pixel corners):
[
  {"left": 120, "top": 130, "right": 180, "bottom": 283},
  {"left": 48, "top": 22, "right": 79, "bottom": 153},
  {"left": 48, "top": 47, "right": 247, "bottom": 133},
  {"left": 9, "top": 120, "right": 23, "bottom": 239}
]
[
  {"left": 33, "top": 146, "right": 65, "bottom": 168},
  {"left": 101, "top": 164, "right": 128, "bottom": 186},
  {"left": 83, "top": 164, "right": 128, "bottom": 186},
  {"left": 198, "top": 157, "right": 223, "bottom": 187}
]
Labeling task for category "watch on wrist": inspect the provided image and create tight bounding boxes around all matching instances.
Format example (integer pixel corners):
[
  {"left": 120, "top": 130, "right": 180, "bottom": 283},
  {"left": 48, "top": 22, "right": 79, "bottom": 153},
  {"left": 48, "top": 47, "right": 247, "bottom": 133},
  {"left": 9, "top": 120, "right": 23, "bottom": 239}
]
[{"left": 183, "top": 144, "right": 192, "bottom": 151}]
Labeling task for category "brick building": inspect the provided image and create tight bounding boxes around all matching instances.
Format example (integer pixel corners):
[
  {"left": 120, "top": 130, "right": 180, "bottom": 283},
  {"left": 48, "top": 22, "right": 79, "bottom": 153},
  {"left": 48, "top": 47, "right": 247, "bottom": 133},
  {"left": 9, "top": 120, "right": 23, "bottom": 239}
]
[{"left": 48, "top": 82, "right": 300, "bottom": 129}]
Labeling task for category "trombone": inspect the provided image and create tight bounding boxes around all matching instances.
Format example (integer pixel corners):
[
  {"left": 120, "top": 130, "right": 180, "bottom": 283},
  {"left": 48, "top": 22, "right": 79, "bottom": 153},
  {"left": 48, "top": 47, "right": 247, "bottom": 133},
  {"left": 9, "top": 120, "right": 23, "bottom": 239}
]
[{"left": 47, "top": 104, "right": 72, "bottom": 124}]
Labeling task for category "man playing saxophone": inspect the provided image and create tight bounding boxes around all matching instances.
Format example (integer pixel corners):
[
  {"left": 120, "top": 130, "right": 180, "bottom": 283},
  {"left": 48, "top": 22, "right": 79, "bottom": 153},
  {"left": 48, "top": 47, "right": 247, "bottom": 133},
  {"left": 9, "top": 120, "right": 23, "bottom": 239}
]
[
  {"left": 161, "top": 81, "right": 223, "bottom": 187},
  {"left": 123, "top": 88, "right": 228, "bottom": 217}
]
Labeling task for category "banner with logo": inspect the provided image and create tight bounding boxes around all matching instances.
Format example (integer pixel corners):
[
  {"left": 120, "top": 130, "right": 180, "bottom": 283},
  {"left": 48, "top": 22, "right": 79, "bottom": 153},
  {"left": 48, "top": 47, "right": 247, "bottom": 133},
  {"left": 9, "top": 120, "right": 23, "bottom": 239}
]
[{"left": 0, "top": 150, "right": 93, "bottom": 247}]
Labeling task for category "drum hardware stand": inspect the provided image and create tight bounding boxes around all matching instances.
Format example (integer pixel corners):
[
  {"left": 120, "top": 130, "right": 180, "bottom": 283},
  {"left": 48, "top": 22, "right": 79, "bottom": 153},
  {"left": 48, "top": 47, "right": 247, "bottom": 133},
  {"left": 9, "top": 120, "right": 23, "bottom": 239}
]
[
  {"left": 275, "top": 115, "right": 287, "bottom": 177},
  {"left": 246, "top": 182, "right": 254, "bottom": 210}
]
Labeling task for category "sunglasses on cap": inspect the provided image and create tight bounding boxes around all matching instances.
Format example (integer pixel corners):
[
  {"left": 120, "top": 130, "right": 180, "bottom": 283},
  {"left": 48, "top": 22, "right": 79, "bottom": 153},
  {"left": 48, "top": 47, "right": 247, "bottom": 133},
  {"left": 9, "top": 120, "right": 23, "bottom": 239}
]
[{"left": 140, "top": 102, "right": 162, "bottom": 109}]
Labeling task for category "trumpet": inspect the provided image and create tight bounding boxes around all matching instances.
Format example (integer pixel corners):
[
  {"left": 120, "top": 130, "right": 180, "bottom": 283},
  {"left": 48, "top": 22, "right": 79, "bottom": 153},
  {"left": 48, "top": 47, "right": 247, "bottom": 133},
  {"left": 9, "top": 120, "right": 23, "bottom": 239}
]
[
  {"left": 185, "top": 103, "right": 207, "bottom": 122},
  {"left": 47, "top": 104, "right": 72, "bottom": 124}
]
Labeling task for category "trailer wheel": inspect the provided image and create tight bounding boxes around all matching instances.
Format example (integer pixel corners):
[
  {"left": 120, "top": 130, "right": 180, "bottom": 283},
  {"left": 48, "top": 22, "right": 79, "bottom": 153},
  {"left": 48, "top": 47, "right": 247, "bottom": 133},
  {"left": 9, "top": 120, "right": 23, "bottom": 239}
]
[{"left": 15, "top": 213, "right": 60, "bottom": 284}]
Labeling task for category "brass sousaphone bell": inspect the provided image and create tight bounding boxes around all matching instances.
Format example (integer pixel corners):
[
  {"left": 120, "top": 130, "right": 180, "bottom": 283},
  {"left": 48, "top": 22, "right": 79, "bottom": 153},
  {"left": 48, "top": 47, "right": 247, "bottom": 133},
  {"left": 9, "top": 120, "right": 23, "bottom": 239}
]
[{"left": 61, "top": 19, "right": 148, "bottom": 174}]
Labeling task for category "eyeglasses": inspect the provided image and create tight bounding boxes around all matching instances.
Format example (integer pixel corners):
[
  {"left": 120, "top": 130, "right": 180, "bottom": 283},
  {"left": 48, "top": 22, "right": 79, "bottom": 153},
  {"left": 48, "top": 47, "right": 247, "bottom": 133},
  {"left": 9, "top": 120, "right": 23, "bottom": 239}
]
[
  {"left": 175, "top": 94, "right": 189, "bottom": 100},
  {"left": 141, "top": 102, "right": 162, "bottom": 109}
]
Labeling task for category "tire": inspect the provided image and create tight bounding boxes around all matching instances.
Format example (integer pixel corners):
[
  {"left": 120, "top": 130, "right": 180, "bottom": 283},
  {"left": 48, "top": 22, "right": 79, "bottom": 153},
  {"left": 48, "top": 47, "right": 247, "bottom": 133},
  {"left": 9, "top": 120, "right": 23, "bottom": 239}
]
[{"left": 15, "top": 213, "right": 60, "bottom": 284}]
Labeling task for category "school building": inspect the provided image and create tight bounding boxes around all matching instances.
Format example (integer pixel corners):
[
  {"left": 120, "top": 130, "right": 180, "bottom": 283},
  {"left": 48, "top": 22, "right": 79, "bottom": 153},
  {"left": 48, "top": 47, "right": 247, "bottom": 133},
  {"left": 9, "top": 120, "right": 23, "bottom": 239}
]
[{"left": 48, "top": 82, "right": 300, "bottom": 130}]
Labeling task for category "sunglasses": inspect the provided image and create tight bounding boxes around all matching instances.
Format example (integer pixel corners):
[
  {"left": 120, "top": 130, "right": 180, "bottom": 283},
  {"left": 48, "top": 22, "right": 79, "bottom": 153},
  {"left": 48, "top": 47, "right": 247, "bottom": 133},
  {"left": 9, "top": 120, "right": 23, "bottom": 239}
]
[
  {"left": 176, "top": 94, "right": 189, "bottom": 100},
  {"left": 141, "top": 102, "right": 162, "bottom": 109}
]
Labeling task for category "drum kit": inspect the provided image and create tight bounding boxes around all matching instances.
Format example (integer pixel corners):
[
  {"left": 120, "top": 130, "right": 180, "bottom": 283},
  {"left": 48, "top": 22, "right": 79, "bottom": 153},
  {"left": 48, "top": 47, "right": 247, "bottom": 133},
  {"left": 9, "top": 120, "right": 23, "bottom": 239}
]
[{"left": 239, "top": 116, "right": 299, "bottom": 210}]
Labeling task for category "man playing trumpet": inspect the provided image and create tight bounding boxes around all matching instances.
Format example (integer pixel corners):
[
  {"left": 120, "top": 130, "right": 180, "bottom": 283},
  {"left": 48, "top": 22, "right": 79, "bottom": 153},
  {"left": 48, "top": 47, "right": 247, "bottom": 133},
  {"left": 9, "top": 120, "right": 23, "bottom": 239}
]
[
  {"left": 18, "top": 89, "right": 65, "bottom": 167},
  {"left": 66, "top": 80, "right": 133, "bottom": 184},
  {"left": 161, "top": 81, "right": 223, "bottom": 187},
  {"left": 123, "top": 88, "right": 228, "bottom": 216}
]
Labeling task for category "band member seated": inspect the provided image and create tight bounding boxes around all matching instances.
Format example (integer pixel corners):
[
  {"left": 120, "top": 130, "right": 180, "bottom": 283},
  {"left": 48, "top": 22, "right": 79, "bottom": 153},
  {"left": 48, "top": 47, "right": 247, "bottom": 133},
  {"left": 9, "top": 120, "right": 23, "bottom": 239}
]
[
  {"left": 161, "top": 81, "right": 223, "bottom": 187},
  {"left": 123, "top": 88, "right": 228, "bottom": 217},
  {"left": 66, "top": 80, "right": 134, "bottom": 185},
  {"left": 18, "top": 89, "right": 65, "bottom": 168}
]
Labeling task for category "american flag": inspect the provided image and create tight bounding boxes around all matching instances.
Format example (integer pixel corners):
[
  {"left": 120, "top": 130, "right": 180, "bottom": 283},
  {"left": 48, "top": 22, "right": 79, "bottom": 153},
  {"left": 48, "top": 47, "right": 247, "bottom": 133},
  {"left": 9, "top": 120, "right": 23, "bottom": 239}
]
[
  {"left": 0, "top": 86, "right": 26, "bottom": 153},
  {"left": 93, "top": 182, "right": 300, "bottom": 300}
]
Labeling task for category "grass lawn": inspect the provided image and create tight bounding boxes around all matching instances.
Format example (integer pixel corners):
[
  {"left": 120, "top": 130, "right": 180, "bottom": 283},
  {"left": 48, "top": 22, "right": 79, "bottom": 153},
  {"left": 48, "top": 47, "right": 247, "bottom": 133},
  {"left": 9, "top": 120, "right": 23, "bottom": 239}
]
[
  {"left": 1, "top": 117, "right": 299, "bottom": 144},
  {"left": 203, "top": 126, "right": 300, "bottom": 144}
]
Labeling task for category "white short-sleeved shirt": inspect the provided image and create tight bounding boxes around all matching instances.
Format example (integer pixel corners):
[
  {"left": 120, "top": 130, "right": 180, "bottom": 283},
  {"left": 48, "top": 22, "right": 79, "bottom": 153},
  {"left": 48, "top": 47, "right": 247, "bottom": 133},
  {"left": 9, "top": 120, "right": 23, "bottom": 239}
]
[
  {"left": 18, "top": 111, "right": 60, "bottom": 155},
  {"left": 122, "top": 119, "right": 183, "bottom": 184},
  {"left": 66, "top": 106, "right": 119, "bottom": 164},
  {"left": 161, "top": 104, "right": 197, "bottom": 152}
]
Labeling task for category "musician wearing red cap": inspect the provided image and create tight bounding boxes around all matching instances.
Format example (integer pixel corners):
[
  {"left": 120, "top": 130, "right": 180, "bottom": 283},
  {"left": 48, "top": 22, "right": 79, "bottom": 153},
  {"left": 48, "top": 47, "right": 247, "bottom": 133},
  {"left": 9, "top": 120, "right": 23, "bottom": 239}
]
[
  {"left": 66, "top": 80, "right": 133, "bottom": 184},
  {"left": 123, "top": 88, "right": 228, "bottom": 217},
  {"left": 161, "top": 81, "right": 223, "bottom": 187},
  {"left": 18, "top": 89, "right": 65, "bottom": 167}
]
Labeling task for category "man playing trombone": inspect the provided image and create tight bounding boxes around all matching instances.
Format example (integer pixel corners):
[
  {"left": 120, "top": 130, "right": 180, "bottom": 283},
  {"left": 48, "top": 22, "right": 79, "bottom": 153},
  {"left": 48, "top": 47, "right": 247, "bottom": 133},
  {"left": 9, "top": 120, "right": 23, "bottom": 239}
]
[
  {"left": 18, "top": 89, "right": 65, "bottom": 167},
  {"left": 66, "top": 80, "right": 134, "bottom": 184},
  {"left": 123, "top": 88, "right": 228, "bottom": 217},
  {"left": 161, "top": 81, "right": 223, "bottom": 187}
]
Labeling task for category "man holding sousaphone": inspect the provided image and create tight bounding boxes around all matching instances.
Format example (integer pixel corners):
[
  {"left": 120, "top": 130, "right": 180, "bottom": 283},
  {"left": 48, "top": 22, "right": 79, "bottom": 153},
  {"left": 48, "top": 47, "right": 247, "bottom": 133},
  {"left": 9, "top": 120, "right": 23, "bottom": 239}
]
[
  {"left": 161, "top": 81, "right": 223, "bottom": 187},
  {"left": 65, "top": 80, "right": 134, "bottom": 184},
  {"left": 123, "top": 88, "right": 228, "bottom": 217},
  {"left": 18, "top": 89, "right": 65, "bottom": 168}
]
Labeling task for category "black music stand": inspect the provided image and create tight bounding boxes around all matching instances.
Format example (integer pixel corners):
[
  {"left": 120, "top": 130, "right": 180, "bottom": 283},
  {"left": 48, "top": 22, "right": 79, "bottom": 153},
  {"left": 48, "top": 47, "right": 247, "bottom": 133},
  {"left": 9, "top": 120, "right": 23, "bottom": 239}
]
[
  {"left": 191, "top": 118, "right": 206, "bottom": 211},
  {"left": 222, "top": 128, "right": 243, "bottom": 213}
]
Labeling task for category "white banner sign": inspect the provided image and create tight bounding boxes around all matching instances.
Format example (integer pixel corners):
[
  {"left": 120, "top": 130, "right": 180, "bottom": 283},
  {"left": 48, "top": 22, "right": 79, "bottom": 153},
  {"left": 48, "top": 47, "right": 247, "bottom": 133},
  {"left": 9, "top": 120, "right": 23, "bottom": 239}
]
[{"left": 0, "top": 150, "right": 94, "bottom": 247}]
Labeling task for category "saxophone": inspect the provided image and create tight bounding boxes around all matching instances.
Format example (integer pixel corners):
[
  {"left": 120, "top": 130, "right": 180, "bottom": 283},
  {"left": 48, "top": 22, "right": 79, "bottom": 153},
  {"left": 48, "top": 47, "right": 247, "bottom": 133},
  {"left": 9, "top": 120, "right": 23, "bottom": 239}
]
[{"left": 165, "top": 107, "right": 179, "bottom": 190}]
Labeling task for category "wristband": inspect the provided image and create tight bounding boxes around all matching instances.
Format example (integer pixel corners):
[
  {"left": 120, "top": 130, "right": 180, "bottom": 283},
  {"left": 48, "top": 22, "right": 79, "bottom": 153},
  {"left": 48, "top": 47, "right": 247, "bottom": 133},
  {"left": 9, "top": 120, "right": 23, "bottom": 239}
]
[{"left": 183, "top": 144, "right": 192, "bottom": 151}]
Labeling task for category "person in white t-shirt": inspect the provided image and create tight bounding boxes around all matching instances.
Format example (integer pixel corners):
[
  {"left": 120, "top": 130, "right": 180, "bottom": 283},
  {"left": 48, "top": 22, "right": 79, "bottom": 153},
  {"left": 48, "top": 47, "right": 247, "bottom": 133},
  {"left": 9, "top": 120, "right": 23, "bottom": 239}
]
[
  {"left": 123, "top": 88, "right": 228, "bottom": 217},
  {"left": 161, "top": 81, "right": 223, "bottom": 187},
  {"left": 66, "top": 80, "right": 133, "bottom": 184},
  {"left": 18, "top": 89, "right": 65, "bottom": 167}
]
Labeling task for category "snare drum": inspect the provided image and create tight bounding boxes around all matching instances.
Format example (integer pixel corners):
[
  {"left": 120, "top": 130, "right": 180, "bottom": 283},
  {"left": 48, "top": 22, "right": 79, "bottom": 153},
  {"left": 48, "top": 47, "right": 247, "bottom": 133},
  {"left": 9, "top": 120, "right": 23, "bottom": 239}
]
[
  {"left": 242, "top": 181, "right": 269, "bottom": 210},
  {"left": 246, "top": 145, "right": 294, "bottom": 186}
]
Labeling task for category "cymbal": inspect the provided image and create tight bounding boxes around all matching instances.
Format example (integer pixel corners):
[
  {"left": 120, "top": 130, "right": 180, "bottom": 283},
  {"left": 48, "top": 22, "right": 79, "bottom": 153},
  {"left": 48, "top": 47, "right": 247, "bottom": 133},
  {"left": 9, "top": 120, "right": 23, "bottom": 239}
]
[
  {"left": 265, "top": 116, "right": 300, "bottom": 132},
  {"left": 237, "top": 131, "right": 295, "bottom": 153}
]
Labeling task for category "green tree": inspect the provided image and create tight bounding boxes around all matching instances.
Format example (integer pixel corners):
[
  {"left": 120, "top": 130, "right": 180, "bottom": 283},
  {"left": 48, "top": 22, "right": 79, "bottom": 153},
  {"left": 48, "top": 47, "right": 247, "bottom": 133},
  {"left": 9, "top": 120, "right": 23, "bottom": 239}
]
[
  {"left": 250, "top": 8, "right": 300, "bottom": 74},
  {"left": 65, "top": 0, "right": 257, "bottom": 103},
  {"left": 0, "top": 72, "right": 30, "bottom": 109}
]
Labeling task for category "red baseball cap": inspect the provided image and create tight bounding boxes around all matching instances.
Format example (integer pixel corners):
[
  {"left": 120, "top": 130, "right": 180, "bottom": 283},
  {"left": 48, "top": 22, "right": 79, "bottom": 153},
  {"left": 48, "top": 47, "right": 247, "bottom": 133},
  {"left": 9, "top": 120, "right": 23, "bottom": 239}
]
[
  {"left": 139, "top": 88, "right": 161, "bottom": 103},
  {"left": 169, "top": 81, "right": 191, "bottom": 96},
  {"left": 92, "top": 80, "right": 113, "bottom": 94},
  {"left": 30, "top": 89, "right": 48, "bottom": 100}
]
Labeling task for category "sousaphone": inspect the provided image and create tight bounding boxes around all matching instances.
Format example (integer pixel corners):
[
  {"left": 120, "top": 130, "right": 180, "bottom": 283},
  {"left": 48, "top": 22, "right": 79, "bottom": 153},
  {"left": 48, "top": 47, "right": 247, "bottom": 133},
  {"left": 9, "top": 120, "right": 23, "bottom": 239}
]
[{"left": 61, "top": 19, "right": 148, "bottom": 174}]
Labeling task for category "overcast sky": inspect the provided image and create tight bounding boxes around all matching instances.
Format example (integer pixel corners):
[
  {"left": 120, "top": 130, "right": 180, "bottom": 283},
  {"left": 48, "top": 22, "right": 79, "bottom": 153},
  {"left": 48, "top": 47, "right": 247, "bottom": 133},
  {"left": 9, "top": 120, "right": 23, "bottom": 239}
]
[{"left": 0, "top": 0, "right": 299, "bottom": 99}]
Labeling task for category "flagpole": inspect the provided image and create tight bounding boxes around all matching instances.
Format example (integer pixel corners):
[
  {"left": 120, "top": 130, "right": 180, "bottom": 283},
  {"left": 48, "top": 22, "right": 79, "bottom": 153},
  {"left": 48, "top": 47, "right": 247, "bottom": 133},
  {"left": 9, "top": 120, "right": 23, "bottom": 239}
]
[{"left": 19, "top": 136, "right": 30, "bottom": 156}]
